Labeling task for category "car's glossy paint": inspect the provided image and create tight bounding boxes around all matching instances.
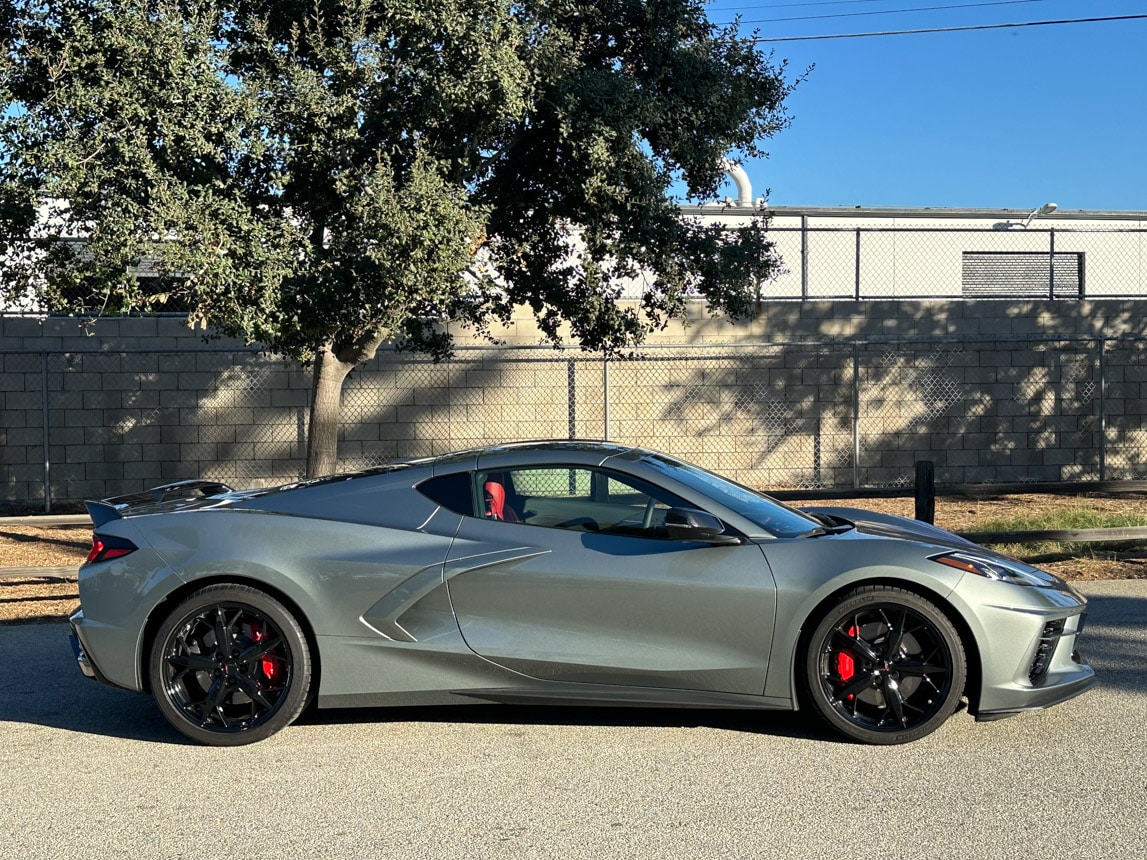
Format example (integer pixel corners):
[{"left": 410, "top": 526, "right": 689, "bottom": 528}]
[{"left": 70, "top": 441, "right": 1094, "bottom": 731}]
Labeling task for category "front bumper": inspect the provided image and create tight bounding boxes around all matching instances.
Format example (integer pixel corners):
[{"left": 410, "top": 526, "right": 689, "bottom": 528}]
[
  {"left": 976, "top": 667, "right": 1096, "bottom": 720},
  {"left": 975, "top": 615, "right": 1095, "bottom": 718},
  {"left": 956, "top": 579, "right": 1096, "bottom": 719}
]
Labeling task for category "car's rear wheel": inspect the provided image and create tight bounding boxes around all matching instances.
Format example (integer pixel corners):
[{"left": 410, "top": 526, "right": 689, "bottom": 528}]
[
  {"left": 803, "top": 586, "right": 966, "bottom": 745},
  {"left": 148, "top": 584, "right": 312, "bottom": 746}
]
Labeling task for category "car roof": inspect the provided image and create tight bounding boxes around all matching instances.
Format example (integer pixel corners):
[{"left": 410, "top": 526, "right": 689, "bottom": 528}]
[{"left": 389, "top": 440, "right": 650, "bottom": 475}]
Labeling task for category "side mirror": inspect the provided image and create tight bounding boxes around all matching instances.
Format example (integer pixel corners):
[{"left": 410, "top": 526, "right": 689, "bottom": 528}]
[{"left": 665, "top": 508, "right": 742, "bottom": 545}]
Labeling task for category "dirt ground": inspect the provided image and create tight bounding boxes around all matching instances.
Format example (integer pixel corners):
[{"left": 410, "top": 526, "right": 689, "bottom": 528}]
[{"left": 3, "top": 493, "right": 1146, "bottom": 625}]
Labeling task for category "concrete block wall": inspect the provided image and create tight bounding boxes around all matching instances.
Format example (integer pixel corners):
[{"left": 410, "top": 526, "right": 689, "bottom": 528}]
[{"left": 4, "top": 300, "right": 1147, "bottom": 507}]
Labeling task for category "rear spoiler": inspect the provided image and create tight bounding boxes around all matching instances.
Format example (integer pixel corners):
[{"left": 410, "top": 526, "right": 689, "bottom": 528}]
[{"left": 85, "top": 480, "right": 235, "bottom": 527}]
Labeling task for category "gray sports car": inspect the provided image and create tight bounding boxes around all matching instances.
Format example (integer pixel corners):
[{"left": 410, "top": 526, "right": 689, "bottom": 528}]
[{"left": 69, "top": 441, "right": 1094, "bottom": 746}]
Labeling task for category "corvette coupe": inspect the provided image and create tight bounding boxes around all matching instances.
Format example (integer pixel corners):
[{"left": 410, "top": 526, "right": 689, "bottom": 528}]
[{"left": 69, "top": 441, "right": 1094, "bottom": 746}]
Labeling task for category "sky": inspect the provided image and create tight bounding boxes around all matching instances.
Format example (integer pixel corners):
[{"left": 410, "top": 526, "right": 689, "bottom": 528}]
[{"left": 703, "top": 0, "right": 1147, "bottom": 211}]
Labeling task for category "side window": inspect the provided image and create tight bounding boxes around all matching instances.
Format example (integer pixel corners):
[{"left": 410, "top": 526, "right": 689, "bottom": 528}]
[
  {"left": 596, "top": 471, "right": 689, "bottom": 537},
  {"left": 479, "top": 466, "right": 690, "bottom": 538},
  {"left": 480, "top": 468, "right": 590, "bottom": 524},
  {"left": 416, "top": 473, "right": 475, "bottom": 517}
]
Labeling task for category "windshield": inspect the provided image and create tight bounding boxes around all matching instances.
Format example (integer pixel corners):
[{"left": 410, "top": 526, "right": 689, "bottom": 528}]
[{"left": 639, "top": 452, "right": 823, "bottom": 538}]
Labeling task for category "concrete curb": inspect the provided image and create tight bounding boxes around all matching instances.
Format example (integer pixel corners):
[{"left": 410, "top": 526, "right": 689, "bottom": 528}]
[
  {"left": 0, "top": 566, "right": 78, "bottom": 580},
  {"left": 0, "top": 515, "right": 89, "bottom": 526}
]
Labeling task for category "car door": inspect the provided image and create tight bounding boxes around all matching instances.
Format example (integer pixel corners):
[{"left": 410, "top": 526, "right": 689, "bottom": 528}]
[{"left": 444, "top": 465, "right": 777, "bottom": 695}]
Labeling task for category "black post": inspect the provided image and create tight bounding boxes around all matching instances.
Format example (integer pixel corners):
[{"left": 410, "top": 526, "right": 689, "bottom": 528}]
[{"left": 914, "top": 460, "right": 935, "bottom": 524}]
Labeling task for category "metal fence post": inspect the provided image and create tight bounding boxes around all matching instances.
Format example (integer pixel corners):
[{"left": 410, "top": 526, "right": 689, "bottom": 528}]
[
  {"left": 1099, "top": 338, "right": 1107, "bottom": 481},
  {"left": 801, "top": 215, "right": 809, "bottom": 300},
  {"left": 603, "top": 355, "right": 611, "bottom": 441},
  {"left": 854, "top": 228, "right": 861, "bottom": 300},
  {"left": 852, "top": 343, "right": 861, "bottom": 488},
  {"left": 566, "top": 359, "right": 576, "bottom": 440},
  {"left": 1049, "top": 228, "right": 1056, "bottom": 300},
  {"left": 41, "top": 352, "right": 51, "bottom": 512}
]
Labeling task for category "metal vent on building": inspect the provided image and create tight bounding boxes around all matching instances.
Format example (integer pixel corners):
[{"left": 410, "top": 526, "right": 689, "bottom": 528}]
[{"left": 962, "top": 252, "right": 1084, "bottom": 299}]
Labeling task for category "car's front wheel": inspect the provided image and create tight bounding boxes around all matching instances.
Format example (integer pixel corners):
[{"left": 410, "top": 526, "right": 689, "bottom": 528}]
[
  {"left": 803, "top": 586, "right": 966, "bottom": 744},
  {"left": 148, "top": 584, "right": 312, "bottom": 746}
]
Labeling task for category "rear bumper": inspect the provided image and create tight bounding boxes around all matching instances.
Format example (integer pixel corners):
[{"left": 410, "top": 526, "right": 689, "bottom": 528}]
[
  {"left": 68, "top": 615, "right": 96, "bottom": 679},
  {"left": 68, "top": 609, "right": 123, "bottom": 689}
]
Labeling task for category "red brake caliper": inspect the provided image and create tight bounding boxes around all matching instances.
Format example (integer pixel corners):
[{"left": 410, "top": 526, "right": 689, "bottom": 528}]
[
  {"left": 836, "top": 625, "right": 858, "bottom": 699},
  {"left": 250, "top": 622, "right": 280, "bottom": 683},
  {"left": 836, "top": 650, "right": 856, "bottom": 682}
]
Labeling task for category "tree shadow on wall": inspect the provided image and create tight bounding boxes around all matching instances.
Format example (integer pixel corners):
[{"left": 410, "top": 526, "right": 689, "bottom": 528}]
[
  {"left": 624, "top": 300, "right": 1141, "bottom": 492},
  {"left": 31, "top": 298, "right": 1147, "bottom": 506}
]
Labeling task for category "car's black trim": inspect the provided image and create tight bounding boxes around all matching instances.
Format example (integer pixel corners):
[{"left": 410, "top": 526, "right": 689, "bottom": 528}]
[
  {"left": 974, "top": 670, "right": 1097, "bottom": 721},
  {"left": 451, "top": 683, "right": 791, "bottom": 710}
]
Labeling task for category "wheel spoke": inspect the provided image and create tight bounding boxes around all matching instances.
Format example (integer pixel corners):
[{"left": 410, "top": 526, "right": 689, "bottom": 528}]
[
  {"left": 831, "top": 625, "right": 879, "bottom": 662},
  {"left": 882, "top": 676, "right": 907, "bottom": 726},
  {"left": 883, "top": 609, "right": 907, "bottom": 659},
  {"left": 213, "top": 608, "right": 232, "bottom": 653},
  {"left": 167, "top": 651, "right": 216, "bottom": 673},
  {"left": 200, "top": 677, "right": 230, "bottom": 728},
  {"left": 234, "top": 674, "right": 276, "bottom": 711},
  {"left": 894, "top": 660, "right": 950, "bottom": 677},
  {"left": 239, "top": 635, "right": 283, "bottom": 663},
  {"left": 836, "top": 670, "right": 878, "bottom": 701}
]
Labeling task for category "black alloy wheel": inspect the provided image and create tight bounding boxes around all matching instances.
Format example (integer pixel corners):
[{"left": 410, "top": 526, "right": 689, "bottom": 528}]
[
  {"left": 149, "top": 584, "right": 312, "bottom": 746},
  {"left": 803, "top": 586, "right": 966, "bottom": 745}
]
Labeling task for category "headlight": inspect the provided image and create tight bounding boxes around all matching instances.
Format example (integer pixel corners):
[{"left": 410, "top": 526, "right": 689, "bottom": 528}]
[{"left": 930, "top": 551, "right": 1068, "bottom": 589}]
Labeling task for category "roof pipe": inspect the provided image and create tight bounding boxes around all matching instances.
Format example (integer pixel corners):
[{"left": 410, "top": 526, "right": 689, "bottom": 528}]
[{"left": 721, "top": 159, "right": 754, "bottom": 207}]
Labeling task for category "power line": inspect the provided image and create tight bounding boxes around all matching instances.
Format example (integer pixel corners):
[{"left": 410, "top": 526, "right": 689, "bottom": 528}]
[
  {"left": 718, "top": 0, "right": 1054, "bottom": 26},
  {"left": 716, "top": 0, "right": 966, "bottom": 9},
  {"left": 747, "top": 13, "right": 1147, "bottom": 41}
]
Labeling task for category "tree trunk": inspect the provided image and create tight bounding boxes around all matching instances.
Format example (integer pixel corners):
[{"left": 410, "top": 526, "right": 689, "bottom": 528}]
[
  {"left": 304, "top": 330, "right": 391, "bottom": 478},
  {"left": 305, "top": 344, "right": 355, "bottom": 478}
]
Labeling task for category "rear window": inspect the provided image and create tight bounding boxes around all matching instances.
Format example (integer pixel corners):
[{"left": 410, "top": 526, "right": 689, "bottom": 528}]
[{"left": 416, "top": 473, "right": 475, "bottom": 516}]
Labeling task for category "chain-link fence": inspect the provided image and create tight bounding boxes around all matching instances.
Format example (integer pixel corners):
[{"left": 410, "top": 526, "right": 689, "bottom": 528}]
[
  {"left": 761, "top": 225, "right": 1145, "bottom": 300},
  {"left": 5, "top": 337, "right": 1147, "bottom": 510}
]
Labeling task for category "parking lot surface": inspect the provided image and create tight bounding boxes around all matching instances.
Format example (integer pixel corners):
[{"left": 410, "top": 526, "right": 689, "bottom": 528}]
[{"left": 2, "top": 580, "right": 1144, "bottom": 860}]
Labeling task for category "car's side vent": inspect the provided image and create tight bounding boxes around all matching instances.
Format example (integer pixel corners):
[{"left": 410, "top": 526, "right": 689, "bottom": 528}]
[{"left": 1029, "top": 619, "right": 1066, "bottom": 686}]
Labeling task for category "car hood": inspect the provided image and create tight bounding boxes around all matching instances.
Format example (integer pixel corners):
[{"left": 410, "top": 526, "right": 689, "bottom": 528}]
[{"left": 801, "top": 506, "right": 985, "bottom": 553}]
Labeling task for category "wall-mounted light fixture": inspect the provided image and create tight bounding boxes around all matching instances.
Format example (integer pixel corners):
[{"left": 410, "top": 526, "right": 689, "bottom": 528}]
[{"left": 1022, "top": 202, "right": 1058, "bottom": 228}]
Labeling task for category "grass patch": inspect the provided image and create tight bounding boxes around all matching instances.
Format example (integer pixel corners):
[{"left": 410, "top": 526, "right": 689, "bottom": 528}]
[
  {"left": 975, "top": 506, "right": 1147, "bottom": 534},
  {"left": 991, "top": 541, "right": 1145, "bottom": 563},
  {"left": 970, "top": 505, "right": 1147, "bottom": 561}
]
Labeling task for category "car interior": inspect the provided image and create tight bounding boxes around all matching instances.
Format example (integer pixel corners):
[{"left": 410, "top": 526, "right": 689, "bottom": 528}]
[{"left": 480, "top": 467, "right": 688, "bottom": 538}]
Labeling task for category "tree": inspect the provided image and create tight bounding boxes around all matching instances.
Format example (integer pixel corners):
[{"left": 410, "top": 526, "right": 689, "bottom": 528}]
[{"left": 1, "top": 0, "right": 797, "bottom": 477}]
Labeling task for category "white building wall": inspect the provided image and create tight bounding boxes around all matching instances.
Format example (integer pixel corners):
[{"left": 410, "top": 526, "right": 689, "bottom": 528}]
[{"left": 684, "top": 207, "right": 1147, "bottom": 301}]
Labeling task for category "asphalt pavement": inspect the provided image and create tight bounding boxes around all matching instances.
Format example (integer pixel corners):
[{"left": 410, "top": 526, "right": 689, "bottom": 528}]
[{"left": 1, "top": 580, "right": 1145, "bottom": 860}]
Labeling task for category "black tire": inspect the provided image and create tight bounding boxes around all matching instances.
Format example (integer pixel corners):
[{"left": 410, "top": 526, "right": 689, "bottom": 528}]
[
  {"left": 148, "top": 584, "right": 312, "bottom": 746},
  {"left": 802, "top": 586, "right": 966, "bottom": 745}
]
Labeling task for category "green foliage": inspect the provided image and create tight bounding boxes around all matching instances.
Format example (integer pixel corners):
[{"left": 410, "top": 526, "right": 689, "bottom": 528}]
[{"left": 1, "top": 0, "right": 795, "bottom": 362}]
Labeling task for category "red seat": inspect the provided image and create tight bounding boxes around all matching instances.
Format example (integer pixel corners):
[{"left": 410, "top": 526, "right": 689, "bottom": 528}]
[{"left": 484, "top": 480, "right": 522, "bottom": 523}]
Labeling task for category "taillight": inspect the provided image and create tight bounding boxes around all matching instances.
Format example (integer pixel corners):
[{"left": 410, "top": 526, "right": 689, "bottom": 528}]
[{"left": 85, "top": 535, "right": 138, "bottom": 564}]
